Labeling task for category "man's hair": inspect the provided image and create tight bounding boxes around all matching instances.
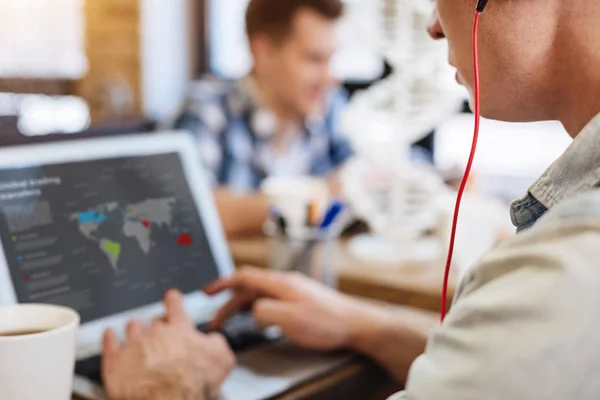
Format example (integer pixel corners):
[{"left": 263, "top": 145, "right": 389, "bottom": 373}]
[{"left": 245, "top": 0, "right": 344, "bottom": 42}]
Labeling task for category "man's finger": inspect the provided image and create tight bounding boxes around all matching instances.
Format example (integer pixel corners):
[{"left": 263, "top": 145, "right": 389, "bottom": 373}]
[
  {"left": 211, "top": 292, "right": 254, "bottom": 329},
  {"left": 102, "top": 329, "right": 121, "bottom": 368},
  {"left": 126, "top": 319, "right": 144, "bottom": 341},
  {"left": 203, "top": 267, "right": 270, "bottom": 294},
  {"left": 164, "top": 289, "right": 192, "bottom": 328},
  {"left": 204, "top": 267, "right": 297, "bottom": 300},
  {"left": 203, "top": 279, "right": 225, "bottom": 295},
  {"left": 252, "top": 298, "right": 295, "bottom": 329}
]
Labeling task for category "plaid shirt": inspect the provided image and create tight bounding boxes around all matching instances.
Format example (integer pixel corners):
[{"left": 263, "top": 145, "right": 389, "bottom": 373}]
[{"left": 174, "top": 77, "right": 354, "bottom": 192}]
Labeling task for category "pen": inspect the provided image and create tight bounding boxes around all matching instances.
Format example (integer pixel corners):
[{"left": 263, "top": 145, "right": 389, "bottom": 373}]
[
  {"left": 277, "top": 214, "right": 288, "bottom": 235},
  {"left": 269, "top": 206, "right": 288, "bottom": 236},
  {"left": 318, "top": 200, "right": 345, "bottom": 231},
  {"left": 306, "top": 200, "right": 319, "bottom": 227}
]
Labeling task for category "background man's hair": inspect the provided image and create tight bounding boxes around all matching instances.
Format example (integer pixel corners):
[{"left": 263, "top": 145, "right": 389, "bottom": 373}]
[{"left": 245, "top": 0, "right": 344, "bottom": 42}]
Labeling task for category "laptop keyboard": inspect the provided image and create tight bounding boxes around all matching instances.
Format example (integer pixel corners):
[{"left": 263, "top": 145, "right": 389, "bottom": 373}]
[
  {"left": 75, "top": 354, "right": 104, "bottom": 386},
  {"left": 198, "top": 313, "right": 281, "bottom": 352},
  {"left": 75, "top": 313, "right": 280, "bottom": 386}
]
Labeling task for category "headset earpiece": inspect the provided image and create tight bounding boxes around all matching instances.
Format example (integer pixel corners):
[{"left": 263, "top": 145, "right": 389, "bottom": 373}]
[{"left": 476, "top": 0, "right": 489, "bottom": 12}]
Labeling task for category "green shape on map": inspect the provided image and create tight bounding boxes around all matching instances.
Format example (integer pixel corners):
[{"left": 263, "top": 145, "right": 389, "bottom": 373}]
[
  {"left": 126, "top": 205, "right": 133, "bottom": 212},
  {"left": 102, "top": 240, "right": 121, "bottom": 259}
]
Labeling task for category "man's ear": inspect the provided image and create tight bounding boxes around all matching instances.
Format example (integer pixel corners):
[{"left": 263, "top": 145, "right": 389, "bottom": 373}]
[{"left": 249, "top": 34, "right": 276, "bottom": 71}]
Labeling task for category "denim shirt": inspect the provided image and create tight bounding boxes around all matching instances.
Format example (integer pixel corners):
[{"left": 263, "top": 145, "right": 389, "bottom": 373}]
[
  {"left": 391, "top": 113, "right": 600, "bottom": 400},
  {"left": 510, "top": 114, "right": 600, "bottom": 231}
]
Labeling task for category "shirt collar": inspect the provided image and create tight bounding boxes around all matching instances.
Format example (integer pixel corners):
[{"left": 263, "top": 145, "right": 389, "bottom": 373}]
[
  {"left": 232, "top": 76, "right": 327, "bottom": 139},
  {"left": 528, "top": 112, "right": 600, "bottom": 208}
]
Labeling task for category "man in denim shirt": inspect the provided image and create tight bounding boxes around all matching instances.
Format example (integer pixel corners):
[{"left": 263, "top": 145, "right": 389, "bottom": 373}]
[
  {"left": 174, "top": 0, "right": 353, "bottom": 236},
  {"left": 104, "top": 1, "right": 600, "bottom": 399}
]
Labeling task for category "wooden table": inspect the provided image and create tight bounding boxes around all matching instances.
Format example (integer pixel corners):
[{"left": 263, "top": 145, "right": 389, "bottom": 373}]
[
  {"left": 276, "top": 359, "right": 401, "bottom": 400},
  {"left": 229, "top": 236, "right": 456, "bottom": 313},
  {"left": 74, "top": 236, "right": 448, "bottom": 400}
]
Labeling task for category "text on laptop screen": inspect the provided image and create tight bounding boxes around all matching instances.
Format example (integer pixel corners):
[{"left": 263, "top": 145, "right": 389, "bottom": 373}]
[{"left": 0, "top": 153, "right": 220, "bottom": 323}]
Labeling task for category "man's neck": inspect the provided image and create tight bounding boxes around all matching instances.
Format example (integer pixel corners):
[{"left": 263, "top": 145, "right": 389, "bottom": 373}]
[
  {"left": 250, "top": 73, "right": 300, "bottom": 134},
  {"left": 553, "top": 9, "right": 600, "bottom": 137},
  {"left": 556, "top": 67, "right": 600, "bottom": 137}
]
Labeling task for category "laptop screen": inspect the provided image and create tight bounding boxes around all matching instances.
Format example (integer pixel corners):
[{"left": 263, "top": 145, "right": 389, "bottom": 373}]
[{"left": 0, "top": 152, "right": 221, "bottom": 324}]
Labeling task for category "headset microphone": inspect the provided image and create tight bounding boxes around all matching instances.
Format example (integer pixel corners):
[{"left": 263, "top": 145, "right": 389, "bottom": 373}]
[{"left": 440, "top": 0, "right": 487, "bottom": 323}]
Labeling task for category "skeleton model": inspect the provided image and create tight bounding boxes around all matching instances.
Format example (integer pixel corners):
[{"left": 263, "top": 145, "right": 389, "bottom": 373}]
[{"left": 339, "top": 0, "right": 465, "bottom": 264}]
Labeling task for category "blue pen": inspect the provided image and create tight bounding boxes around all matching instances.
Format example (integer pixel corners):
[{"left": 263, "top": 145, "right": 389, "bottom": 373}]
[{"left": 318, "top": 200, "right": 345, "bottom": 231}]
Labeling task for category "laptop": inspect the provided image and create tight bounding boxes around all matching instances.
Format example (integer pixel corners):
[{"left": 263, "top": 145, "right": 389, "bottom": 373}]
[{"left": 0, "top": 131, "right": 352, "bottom": 400}]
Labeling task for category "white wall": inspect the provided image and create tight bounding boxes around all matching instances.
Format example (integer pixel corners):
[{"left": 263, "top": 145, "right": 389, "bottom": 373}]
[
  {"left": 140, "top": 0, "right": 190, "bottom": 121},
  {"left": 208, "top": 0, "right": 384, "bottom": 81}
]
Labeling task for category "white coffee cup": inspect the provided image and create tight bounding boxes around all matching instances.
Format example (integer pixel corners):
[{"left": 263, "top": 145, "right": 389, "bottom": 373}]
[{"left": 0, "top": 304, "right": 80, "bottom": 400}]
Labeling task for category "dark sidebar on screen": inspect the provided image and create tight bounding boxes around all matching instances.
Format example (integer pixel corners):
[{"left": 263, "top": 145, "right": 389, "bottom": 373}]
[{"left": 0, "top": 153, "right": 220, "bottom": 323}]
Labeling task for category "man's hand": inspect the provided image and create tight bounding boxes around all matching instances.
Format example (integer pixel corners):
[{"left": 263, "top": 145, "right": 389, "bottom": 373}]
[
  {"left": 206, "top": 267, "right": 436, "bottom": 382},
  {"left": 102, "top": 290, "right": 236, "bottom": 400},
  {"left": 205, "top": 267, "right": 365, "bottom": 351}
]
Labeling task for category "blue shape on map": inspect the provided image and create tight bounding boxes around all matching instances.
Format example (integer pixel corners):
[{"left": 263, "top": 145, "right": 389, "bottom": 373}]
[{"left": 78, "top": 210, "right": 107, "bottom": 224}]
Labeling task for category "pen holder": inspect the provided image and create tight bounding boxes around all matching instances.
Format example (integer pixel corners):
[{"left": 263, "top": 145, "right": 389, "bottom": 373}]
[{"left": 268, "top": 231, "right": 340, "bottom": 288}]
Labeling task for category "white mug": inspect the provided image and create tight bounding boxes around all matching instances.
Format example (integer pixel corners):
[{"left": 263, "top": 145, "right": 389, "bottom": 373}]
[{"left": 0, "top": 304, "right": 80, "bottom": 400}]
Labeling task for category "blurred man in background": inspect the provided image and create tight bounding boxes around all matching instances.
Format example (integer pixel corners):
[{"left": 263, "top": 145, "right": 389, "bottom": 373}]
[{"left": 175, "top": 0, "right": 353, "bottom": 236}]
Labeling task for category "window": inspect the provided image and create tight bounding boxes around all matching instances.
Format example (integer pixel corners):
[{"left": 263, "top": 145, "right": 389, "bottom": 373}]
[
  {"left": 435, "top": 114, "right": 571, "bottom": 202},
  {"left": 0, "top": 0, "right": 87, "bottom": 78}
]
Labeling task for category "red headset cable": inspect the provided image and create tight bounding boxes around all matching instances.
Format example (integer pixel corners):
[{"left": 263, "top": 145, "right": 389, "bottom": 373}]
[{"left": 440, "top": 6, "right": 485, "bottom": 323}]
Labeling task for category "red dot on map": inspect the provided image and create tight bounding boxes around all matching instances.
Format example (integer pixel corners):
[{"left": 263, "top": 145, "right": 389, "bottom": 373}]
[
  {"left": 141, "top": 220, "right": 150, "bottom": 228},
  {"left": 177, "top": 233, "right": 192, "bottom": 246},
  {"left": 23, "top": 275, "right": 29, "bottom": 281}
]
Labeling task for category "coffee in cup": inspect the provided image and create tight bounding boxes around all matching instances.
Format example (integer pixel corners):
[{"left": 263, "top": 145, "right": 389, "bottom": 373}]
[{"left": 0, "top": 328, "right": 50, "bottom": 336}]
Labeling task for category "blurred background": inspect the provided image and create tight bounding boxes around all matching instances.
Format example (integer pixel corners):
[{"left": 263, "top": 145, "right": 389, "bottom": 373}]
[{"left": 0, "top": 0, "right": 573, "bottom": 273}]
